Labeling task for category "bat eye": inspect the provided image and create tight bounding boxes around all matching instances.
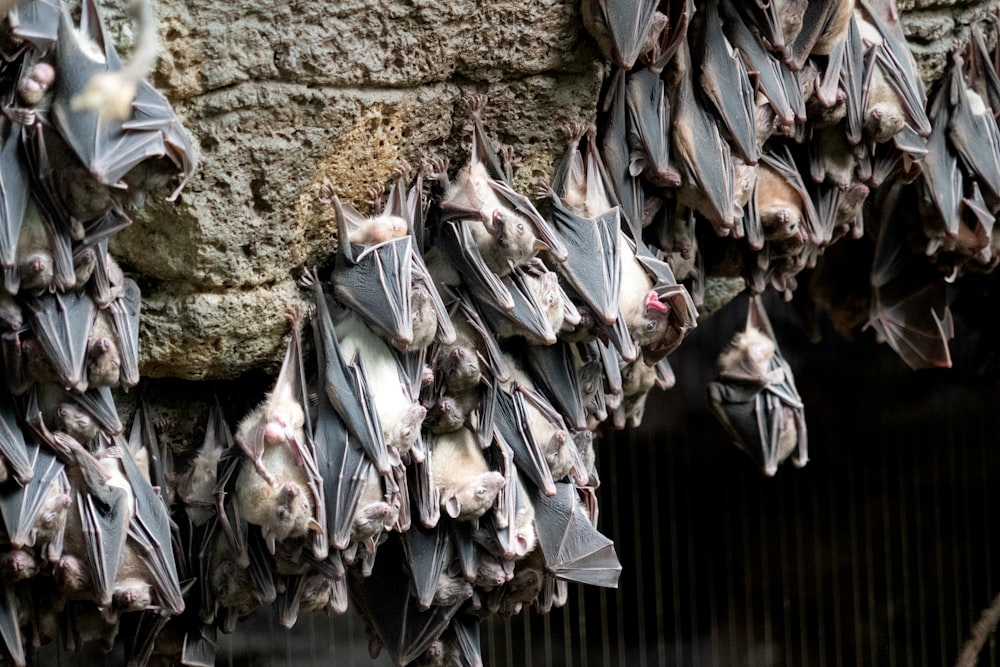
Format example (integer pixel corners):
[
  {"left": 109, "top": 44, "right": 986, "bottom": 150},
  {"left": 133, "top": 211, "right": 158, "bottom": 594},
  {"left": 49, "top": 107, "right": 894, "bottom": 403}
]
[
  {"left": 277, "top": 507, "right": 288, "bottom": 520},
  {"left": 516, "top": 222, "right": 525, "bottom": 233},
  {"left": 645, "top": 321, "right": 658, "bottom": 333}
]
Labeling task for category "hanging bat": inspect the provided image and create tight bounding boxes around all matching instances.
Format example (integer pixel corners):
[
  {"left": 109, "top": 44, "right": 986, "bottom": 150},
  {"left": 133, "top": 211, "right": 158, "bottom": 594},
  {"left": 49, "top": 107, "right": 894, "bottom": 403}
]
[
  {"left": 581, "top": 0, "right": 665, "bottom": 70},
  {"left": 669, "top": 41, "right": 736, "bottom": 235},
  {"left": 708, "top": 296, "right": 808, "bottom": 475},
  {"left": 12, "top": 196, "right": 57, "bottom": 296},
  {"left": 306, "top": 269, "right": 391, "bottom": 474},
  {"left": 7, "top": 0, "right": 60, "bottom": 50},
  {"left": 919, "top": 70, "right": 963, "bottom": 238},
  {"left": 104, "top": 277, "right": 141, "bottom": 388},
  {"left": 50, "top": 0, "right": 195, "bottom": 196},
  {"left": 0, "top": 442, "right": 68, "bottom": 562},
  {"left": 23, "top": 288, "right": 96, "bottom": 392},
  {"left": 546, "top": 131, "right": 623, "bottom": 326},
  {"left": 348, "top": 535, "right": 463, "bottom": 666},
  {"left": 469, "top": 259, "right": 569, "bottom": 346},
  {"left": 0, "top": 583, "right": 25, "bottom": 667},
  {"left": 177, "top": 404, "right": 228, "bottom": 528},
  {"left": 782, "top": 0, "right": 855, "bottom": 70},
  {"left": 693, "top": 0, "right": 759, "bottom": 165},
  {"left": 492, "top": 380, "right": 556, "bottom": 498},
  {"left": 439, "top": 95, "right": 566, "bottom": 273},
  {"left": 0, "top": 115, "right": 30, "bottom": 293},
  {"left": 947, "top": 53, "right": 1000, "bottom": 205},
  {"left": 623, "top": 68, "right": 679, "bottom": 187},
  {"left": 333, "top": 309, "right": 426, "bottom": 462},
  {"left": 428, "top": 426, "right": 504, "bottom": 522},
  {"left": 755, "top": 144, "right": 820, "bottom": 244},
  {"left": 866, "top": 182, "right": 954, "bottom": 369},
  {"left": 234, "top": 308, "right": 323, "bottom": 554}
]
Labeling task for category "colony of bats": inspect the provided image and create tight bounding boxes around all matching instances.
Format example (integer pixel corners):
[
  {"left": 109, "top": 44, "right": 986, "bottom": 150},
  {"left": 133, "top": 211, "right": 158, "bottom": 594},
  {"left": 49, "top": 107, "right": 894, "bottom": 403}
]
[{"left": 0, "top": 0, "right": 998, "bottom": 665}]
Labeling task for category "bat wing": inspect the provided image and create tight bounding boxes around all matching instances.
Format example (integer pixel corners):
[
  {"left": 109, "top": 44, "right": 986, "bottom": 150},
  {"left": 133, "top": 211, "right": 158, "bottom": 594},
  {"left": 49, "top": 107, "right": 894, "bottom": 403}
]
[
  {"left": 245, "top": 525, "right": 277, "bottom": 604},
  {"left": 477, "top": 267, "right": 557, "bottom": 345},
  {"left": 449, "top": 519, "right": 478, "bottom": 583},
  {"left": 0, "top": 584, "right": 24, "bottom": 667},
  {"left": 0, "top": 121, "right": 30, "bottom": 273},
  {"left": 8, "top": 0, "right": 60, "bottom": 49},
  {"left": 0, "top": 391, "right": 32, "bottom": 485},
  {"left": 759, "top": 145, "right": 822, "bottom": 242},
  {"left": 407, "top": 454, "right": 440, "bottom": 530},
  {"left": 107, "top": 277, "right": 141, "bottom": 387},
  {"left": 868, "top": 279, "right": 954, "bottom": 370},
  {"left": 524, "top": 340, "right": 587, "bottom": 431},
  {"left": 488, "top": 179, "right": 568, "bottom": 264},
  {"left": 181, "top": 623, "right": 219, "bottom": 667},
  {"left": 348, "top": 535, "right": 462, "bottom": 665},
  {"left": 401, "top": 520, "right": 452, "bottom": 610},
  {"left": 640, "top": 0, "right": 693, "bottom": 72},
  {"left": 452, "top": 613, "right": 484, "bottom": 667},
  {"left": 25, "top": 289, "right": 96, "bottom": 392},
  {"left": 212, "top": 448, "right": 249, "bottom": 569},
  {"left": 311, "top": 393, "right": 371, "bottom": 551},
  {"left": 527, "top": 481, "right": 621, "bottom": 587},
  {"left": 333, "top": 236, "right": 414, "bottom": 351},
  {"left": 117, "top": 438, "right": 186, "bottom": 615},
  {"left": 696, "top": 0, "right": 760, "bottom": 165},
  {"left": 843, "top": 16, "right": 867, "bottom": 145},
  {"left": 274, "top": 573, "right": 306, "bottom": 629},
  {"left": 0, "top": 443, "right": 64, "bottom": 549},
  {"left": 309, "top": 277, "right": 391, "bottom": 474},
  {"left": 452, "top": 291, "right": 511, "bottom": 383},
  {"left": 68, "top": 385, "right": 124, "bottom": 436},
  {"left": 729, "top": 0, "right": 786, "bottom": 53},
  {"left": 121, "top": 608, "right": 172, "bottom": 667},
  {"left": 972, "top": 24, "right": 1000, "bottom": 114},
  {"left": 78, "top": 480, "right": 129, "bottom": 607},
  {"left": 124, "top": 80, "right": 199, "bottom": 200},
  {"left": 784, "top": 0, "right": 847, "bottom": 70},
  {"left": 548, "top": 199, "right": 622, "bottom": 325},
  {"left": 436, "top": 220, "right": 515, "bottom": 314},
  {"left": 493, "top": 387, "right": 556, "bottom": 496}
]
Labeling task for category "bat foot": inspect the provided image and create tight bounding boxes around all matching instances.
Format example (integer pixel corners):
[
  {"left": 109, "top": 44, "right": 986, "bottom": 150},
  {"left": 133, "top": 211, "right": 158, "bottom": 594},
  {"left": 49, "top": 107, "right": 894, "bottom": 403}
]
[{"left": 463, "top": 93, "right": 488, "bottom": 118}]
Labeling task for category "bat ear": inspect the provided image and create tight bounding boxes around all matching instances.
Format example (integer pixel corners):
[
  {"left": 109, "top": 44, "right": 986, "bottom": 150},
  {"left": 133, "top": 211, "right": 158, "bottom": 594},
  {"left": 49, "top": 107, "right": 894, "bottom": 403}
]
[
  {"left": 444, "top": 494, "right": 462, "bottom": 519},
  {"left": 533, "top": 238, "right": 551, "bottom": 253},
  {"left": 307, "top": 518, "right": 324, "bottom": 535},
  {"left": 514, "top": 534, "right": 532, "bottom": 558}
]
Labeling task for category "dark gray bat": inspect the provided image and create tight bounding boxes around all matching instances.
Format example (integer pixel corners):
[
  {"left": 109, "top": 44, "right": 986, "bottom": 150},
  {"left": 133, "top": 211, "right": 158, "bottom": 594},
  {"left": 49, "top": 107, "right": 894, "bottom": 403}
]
[
  {"left": 306, "top": 269, "right": 391, "bottom": 475},
  {"left": 920, "top": 70, "right": 963, "bottom": 238},
  {"left": 856, "top": 0, "right": 931, "bottom": 139},
  {"left": 0, "top": 117, "right": 30, "bottom": 291},
  {"left": 708, "top": 297, "right": 808, "bottom": 475},
  {"left": 0, "top": 442, "right": 68, "bottom": 561},
  {"left": 624, "top": 68, "right": 679, "bottom": 186},
  {"left": 947, "top": 53, "right": 1000, "bottom": 205},
  {"left": 401, "top": 520, "right": 463, "bottom": 611},
  {"left": 727, "top": 0, "right": 787, "bottom": 54},
  {"left": 581, "top": 0, "right": 664, "bottom": 71},
  {"left": 348, "top": 535, "right": 463, "bottom": 666},
  {"left": 0, "top": 389, "right": 31, "bottom": 485},
  {"left": 525, "top": 480, "right": 621, "bottom": 588},
  {"left": 23, "top": 289, "right": 96, "bottom": 391},
  {"left": 523, "top": 339, "right": 587, "bottom": 431},
  {"left": 669, "top": 41, "right": 736, "bottom": 235},
  {"left": 50, "top": 0, "right": 177, "bottom": 190},
  {"left": 492, "top": 385, "right": 555, "bottom": 497},
  {"left": 105, "top": 277, "right": 141, "bottom": 388},
  {"left": 475, "top": 262, "right": 568, "bottom": 346},
  {"left": 720, "top": 1, "right": 795, "bottom": 132},
  {"left": 783, "top": 0, "right": 854, "bottom": 71},
  {"left": 599, "top": 70, "right": 646, "bottom": 239},
  {"left": 0, "top": 583, "right": 24, "bottom": 667},
  {"left": 693, "top": 0, "right": 759, "bottom": 165},
  {"left": 755, "top": 144, "right": 821, "bottom": 244},
  {"left": 639, "top": 0, "right": 693, "bottom": 73}
]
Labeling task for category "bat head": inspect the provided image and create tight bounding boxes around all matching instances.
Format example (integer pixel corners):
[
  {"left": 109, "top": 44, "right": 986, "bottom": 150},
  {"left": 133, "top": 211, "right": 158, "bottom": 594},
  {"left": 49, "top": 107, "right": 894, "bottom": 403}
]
[
  {"left": 444, "top": 471, "right": 505, "bottom": 521},
  {"left": 439, "top": 343, "right": 482, "bottom": 392},
  {"left": 271, "top": 481, "right": 317, "bottom": 542},
  {"left": 55, "top": 402, "right": 100, "bottom": 443},
  {"left": 18, "top": 62, "right": 56, "bottom": 106},
  {"left": 408, "top": 284, "right": 438, "bottom": 351},
  {"left": 112, "top": 578, "right": 153, "bottom": 612},
  {"left": 19, "top": 252, "right": 54, "bottom": 292},
  {"left": 492, "top": 209, "right": 547, "bottom": 266},
  {"left": 0, "top": 549, "right": 39, "bottom": 582}
]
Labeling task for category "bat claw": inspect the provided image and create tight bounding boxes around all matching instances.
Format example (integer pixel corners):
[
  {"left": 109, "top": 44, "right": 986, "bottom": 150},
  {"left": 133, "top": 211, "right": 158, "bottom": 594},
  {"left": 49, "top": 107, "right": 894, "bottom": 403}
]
[{"left": 463, "top": 93, "right": 488, "bottom": 117}]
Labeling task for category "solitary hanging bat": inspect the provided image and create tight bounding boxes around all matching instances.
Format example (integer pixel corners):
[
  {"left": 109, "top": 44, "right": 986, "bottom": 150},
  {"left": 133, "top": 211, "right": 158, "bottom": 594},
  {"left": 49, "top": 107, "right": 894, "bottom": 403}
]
[{"left": 708, "top": 296, "right": 808, "bottom": 475}]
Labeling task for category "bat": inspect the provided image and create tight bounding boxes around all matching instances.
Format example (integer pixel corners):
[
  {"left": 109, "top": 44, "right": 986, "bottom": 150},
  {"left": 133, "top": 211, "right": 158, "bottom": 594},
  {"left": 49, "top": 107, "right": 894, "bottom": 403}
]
[
  {"left": 346, "top": 464, "right": 398, "bottom": 563},
  {"left": 527, "top": 480, "right": 621, "bottom": 587},
  {"left": 545, "top": 130, "right": 623, "bottom": 326},
  {"left": 402, "top": 520, "right": 462, "bottom": 611},
  {"left": 440, "top": 95, "right": 566, "bottom": 273},
  {"left": 782, "top": 0, "right": 855, "bottom": 71},
  {"left": 23, "top": 288, "right": 96, "bottom": 392},
  {"left": 7, "top": 0, "right": 60, "bottom": 50},
  {"left": 105, "top": 277, "right": 141, "bottom": 388},
  {"left": 639, "top": 0, "right": 693, "bottom": 73},
  {"left": 866, "top": 182, "right": 954, "bottom": 369},
  {"left": 693, "top": 0, "right": 759, "bottom": 165},
  {"left": 856, "top": 0, "right": 931, "bottom": 140},
  {"left": 334, "top": 309, "right": 427, "bottom": 462},
  {"left": 471, "top": 260, "right": 569, "bottom": 346},
  {"left": 755, "top": 144, "right": 820, "bottom": 243},
  {"left": 625, "top": 240, "right": 699, "bottom": 363},
  {"left": 233, "top": 308, "right": 323, "bottom": 554},
  {"left": 522, "top": 339, "right": 588, "bottom": 432},
  {"left": 493, "top": 382, "right": 556, "bottom": 497},
  {"left": 947, "top": 53, "right": 1000, "bottom": 205},
  {"left": 50, "top": 0, "right": 194, "bottom": 196},
  {"left": 624, "top": 68, "right": 679, "bottom": 186},
  {"left": 306, "top": 269, "right": 391, "bottom": 474},
  {"left": 707, "top": 296, "right": 809, "bottom": 475},
  {"left": 0, "top": 442, "right": 68, "bottom": 562},
  {"left": 581, "top": 0, "right": 665, "bottom": 70},
  {"left": 12, "top": 196, "right": 57, "bottom": 296},
  {"left": 177, "top": 404, "right": 227, "bottom": 528},
  {"left": 599, "top": 69, "right": 647, "bottom": 239},
  {"left": 669, "top": 41, "right": 736, "bottom": 235},
  {"left": 348, "top": 535, "right": 463, "bottom": 666},
  {"left": 919, "top": 68, "right": 963, "bottom": 238},
  {"left": 0, "top": 115, "right": 30, "bottom": 292},
  {"left": 428, "top": 426, "right": 504, "bottom": 522},
  {"left": 0, "top": 583, "right": 24, "bottom": 667}
]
